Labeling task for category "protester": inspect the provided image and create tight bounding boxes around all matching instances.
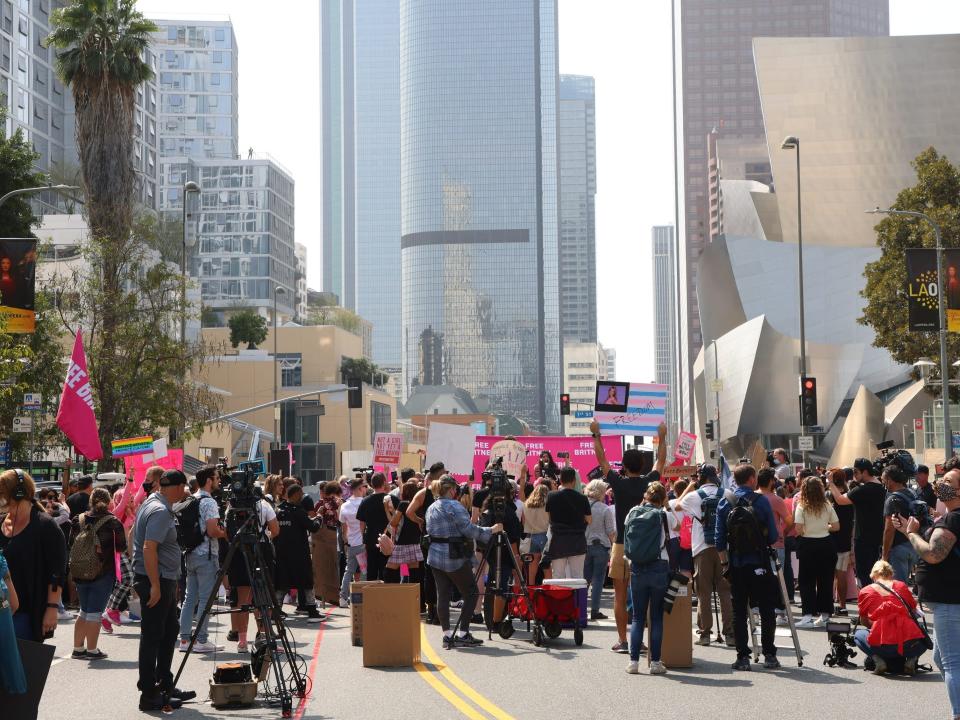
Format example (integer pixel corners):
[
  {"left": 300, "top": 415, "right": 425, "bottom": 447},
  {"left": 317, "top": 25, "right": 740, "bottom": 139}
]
[
  {"left": 827, "top": 469, "right": 855, "bottom": 614},
  {"left": 583, "top": 479, "right": 615, "bottom": 620},
  {"left": 895, "top": 467, "right": 960, "bottom": 717},
  {"left": 624, "top": 481, "right": 678, "bottom": 676},
  {"left": 70, "top": 488, "right": 125, "bottom": 660},
  {"left": 0, "top": 469, "right": 66, "bottom": 643},
  {"left": 263, "top": 474, "right": 285, "bottom": 506},
  {"left": 522, "top": 483, "right": 550, "bottom": 585},
  {"left": 544, "top": 467, "right": 591, "bottom": 579},
  {"left": 0, "top": 547, "right": 26, "bottom": 694},
  {"left": 356, "top": 473, "right": 392, "bottom": 582},
  {"left": 275, "top": 484, "right": 323, "bottom": 621},
  {"left": 534, "top": 451, "right": 559, "bottom": 483},
  {"left": 384, "top": 481, "right": 424, "bottom": 586},
  {"left": 425, "top": 475, "right": 502, "bottom": 649},
  {"left": 756, "top": 467, "right": 793, "bottom": 625},
  {"left": 716, "top": 463, "right": 780, "bottom": 671},
  {"left": 881, "top": 466, "right": 920, "bottom": 582},
  {"left": 679, "top": 464, "right": 734, "bottom": 645},
  {"left": 827, "top": 459, "right": 886, "bottom": 588},
  {"left": 590, "top": 419, "right": 667, "bottom": 654},
  {"left": 312, "top": 481, "right": 343, "bottom": 607},
  {"left": 793, "top": 476, "right": 839, "bottom": 627},
  {"left": 339, "top": 477, "right": 368, "bottom": 606},
  {"left": 915, "top": 465, "right": 936, "bottom": 510},
  {"left": 772, "top": 448, "right": 792, "bottom": 481},
  {"left": 132, "top": 469, "right": 195, "bottom": 712},
  {"left": 406, "top": 462, "right": 445, "bottom": 622},
  {"left": 66, "top": 474, "right": 94, "bottom": 517},
  {"left": 855, "top": 560, "right": 927, "bottom": 675}
]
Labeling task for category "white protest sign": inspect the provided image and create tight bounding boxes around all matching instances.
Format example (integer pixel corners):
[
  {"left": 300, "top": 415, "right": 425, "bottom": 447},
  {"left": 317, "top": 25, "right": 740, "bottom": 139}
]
[
  {"left": 425, "top": 423, "right": 477, "bottom": 475},
  {"left": 373, "top": 432, "right": 404, "bottom": 465},
  {"left": 673, "top": 431, "right": 697, "bottom": 464},
  {"left": 489, "top": 439, "right": 527, "bottom": 478},
  {"left": 152, "top": 437, "right": 168, "bottom": 460}
]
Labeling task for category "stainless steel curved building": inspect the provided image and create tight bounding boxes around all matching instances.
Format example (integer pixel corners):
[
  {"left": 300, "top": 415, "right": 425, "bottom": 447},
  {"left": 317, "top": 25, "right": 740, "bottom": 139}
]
[{"left": 399, "top": 0, "right": 561, "bottom": 433}]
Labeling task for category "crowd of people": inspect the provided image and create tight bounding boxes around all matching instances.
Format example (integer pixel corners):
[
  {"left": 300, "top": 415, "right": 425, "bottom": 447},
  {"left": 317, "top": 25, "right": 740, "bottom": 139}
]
[{"left": 0, "top": 436, "right": 955, "bottom": 717}]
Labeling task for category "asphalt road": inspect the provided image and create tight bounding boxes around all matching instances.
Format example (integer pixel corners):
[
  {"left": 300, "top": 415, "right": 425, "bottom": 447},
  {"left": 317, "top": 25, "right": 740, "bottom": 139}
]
[{"left": 35, "top": 592, "right": 949, "bottom": 720}]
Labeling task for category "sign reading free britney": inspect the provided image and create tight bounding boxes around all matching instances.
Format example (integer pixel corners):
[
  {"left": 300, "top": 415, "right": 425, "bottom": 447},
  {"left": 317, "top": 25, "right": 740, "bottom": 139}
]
[{"left": 471, "top": 435, "right": 623, "bottom": 483}]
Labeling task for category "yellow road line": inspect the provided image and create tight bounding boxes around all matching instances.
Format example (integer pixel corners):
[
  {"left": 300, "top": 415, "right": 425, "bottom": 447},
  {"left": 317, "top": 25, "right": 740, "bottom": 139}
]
[
  {"left": 419, "top": 627, "right": 518, "bottom": 720},
  {"left": 414, "top": 659, "right": 489, "bottom": 720}
]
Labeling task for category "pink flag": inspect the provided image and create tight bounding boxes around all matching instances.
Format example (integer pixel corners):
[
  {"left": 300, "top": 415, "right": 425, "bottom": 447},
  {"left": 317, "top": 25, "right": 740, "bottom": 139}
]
[
  {"left": 56, "top": 332, "right": 103, "bottom": 460},
  {"left": 287, "top": 441, "right": 295, "bottom": 467}
]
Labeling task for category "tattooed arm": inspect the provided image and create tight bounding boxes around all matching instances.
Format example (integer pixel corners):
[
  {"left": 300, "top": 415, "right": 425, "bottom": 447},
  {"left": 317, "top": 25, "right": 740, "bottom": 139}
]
[{"left": 897, "top": 514, "right": 958, "bottom": 563}]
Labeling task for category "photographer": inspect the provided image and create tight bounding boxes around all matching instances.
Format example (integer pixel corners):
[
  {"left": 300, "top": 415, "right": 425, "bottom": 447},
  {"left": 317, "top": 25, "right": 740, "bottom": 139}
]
[
  {"left": 534, "top": 451, "right": 559, "bottom": 483},
  {"left": 426, "top": 475, "right": 502, "bottom": 649},
  {"left": 275, "top": 484, "right": 323, "bottom": 621},
  {"left": 855, "top": 560, "right": 926, "bottom": 675},
  {"left": 476, "top": 482, "right": 522, "bottom": 627},
  {"left": 881, "top": 466, "right": 920, "bottom": 582},
  {"left": 545, "top": 467, "right": 592, "bottom": 579}
]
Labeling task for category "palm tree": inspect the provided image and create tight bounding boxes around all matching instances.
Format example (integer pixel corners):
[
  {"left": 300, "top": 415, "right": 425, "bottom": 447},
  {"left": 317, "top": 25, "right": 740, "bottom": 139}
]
[{"left": 45, "top": 0, "right": 156, "bottom": 244}]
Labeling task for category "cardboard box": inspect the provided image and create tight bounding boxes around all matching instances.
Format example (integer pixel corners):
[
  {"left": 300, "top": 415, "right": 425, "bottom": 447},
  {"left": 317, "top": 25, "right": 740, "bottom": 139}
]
[
  {"left": 659, "top": 581, "right": 693, "bottom": 668},
  {"left": 362, "top": 584, "right": 421, "bottom": 667},
  {"left": 350, "top": 580, "right": 383, "bottom": 647}
]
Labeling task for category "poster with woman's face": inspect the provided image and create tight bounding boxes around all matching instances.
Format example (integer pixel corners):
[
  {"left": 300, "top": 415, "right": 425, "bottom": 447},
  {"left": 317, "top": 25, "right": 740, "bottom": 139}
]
[
  {"left": 0, "top": 239, "right": 37, "bottom": 332},
  {"left": 595, "top": 381, "right": 630, "bottom": 412}
]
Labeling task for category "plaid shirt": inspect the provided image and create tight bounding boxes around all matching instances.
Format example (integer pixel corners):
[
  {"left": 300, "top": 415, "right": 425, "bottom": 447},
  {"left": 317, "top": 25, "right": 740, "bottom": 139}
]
[{"left": 425, "top": 498, "right": 492, "bottom": 572}]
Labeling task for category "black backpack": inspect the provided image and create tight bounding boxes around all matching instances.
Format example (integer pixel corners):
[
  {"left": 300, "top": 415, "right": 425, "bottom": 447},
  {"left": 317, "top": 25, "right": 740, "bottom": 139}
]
[
  {"left": 726, "top": 493, "right": 768, "bottom": 557},
  {"left": 697, "top": 485, "right": 724, "bottom": 546},
  {"left": 173, "top": 495, "right": 205, "bottom": 553},
  {"left": 893, "top": 488, "right": 933, "bottom": 533}
]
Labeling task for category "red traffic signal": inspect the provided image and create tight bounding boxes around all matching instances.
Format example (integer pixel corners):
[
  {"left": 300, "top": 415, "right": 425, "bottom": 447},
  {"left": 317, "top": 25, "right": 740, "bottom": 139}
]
[
  {"left": 800, "top": 376, "right": 817, "bottom": 427},
  {"left": 560, "top": 394, "right": 571, "bottom": 416}
]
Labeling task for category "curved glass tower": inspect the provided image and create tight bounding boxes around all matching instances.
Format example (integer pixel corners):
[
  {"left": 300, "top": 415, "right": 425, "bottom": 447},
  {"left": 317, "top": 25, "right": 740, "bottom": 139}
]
[{"left": 400, "top": 0, "right": 560, "bottom": 433}]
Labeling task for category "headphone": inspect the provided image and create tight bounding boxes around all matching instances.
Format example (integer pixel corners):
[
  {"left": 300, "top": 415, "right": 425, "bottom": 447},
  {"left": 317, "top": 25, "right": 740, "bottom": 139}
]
[{"left": 12, "top": 468, "right": 26, "bottom": 501}]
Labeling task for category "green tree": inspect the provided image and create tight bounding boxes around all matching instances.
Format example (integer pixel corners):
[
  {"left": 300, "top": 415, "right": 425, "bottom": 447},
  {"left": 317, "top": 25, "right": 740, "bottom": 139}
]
[
  {"left": 340, "top": 357, "right": 387, "bottom": 387},
  {"left": 303, "top": 292, "right": 363, "bottom": 335},
  {"left": 0, "top": 112, "right": 48, "bottom": 238},
  {"left": 229, "top": 309, "right": 268, "bottom": 349},
  {"left": 860, "top": 146, "right": 960, "bottom": 394}
]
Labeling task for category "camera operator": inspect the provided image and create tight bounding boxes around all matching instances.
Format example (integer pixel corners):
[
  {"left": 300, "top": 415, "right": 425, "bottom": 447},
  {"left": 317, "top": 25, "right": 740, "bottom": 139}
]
[
  {"left": 881, "top": 466, "right": 920, "bottom": 582},
  {"left": 855, "top": 560, "right": 926, "bottom": 675},
  {"left": 545, "top": 467, "right": 592, "bottom": 579},
  {"left": 476, "top": 480, "right": 523, "bottom": 627},
  {"left": 275, "top": 484, "right": 323, "bottom": 621},
  {"left": 827, "top": 458, "right": 886, "bottom": 589},
  {"left": 894, "top": 468, "right": 960, "bottom": 716},
  {"left": 426, "top": 475, "right": 502, "bottom": 648}
]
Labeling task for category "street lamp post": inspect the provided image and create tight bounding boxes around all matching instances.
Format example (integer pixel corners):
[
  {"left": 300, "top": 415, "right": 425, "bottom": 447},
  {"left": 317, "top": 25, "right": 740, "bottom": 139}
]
[
  {"left": 181, "top": 181, "right": 200, "bottom": 343},
  {"left": 781, "top": 136, "right": 808, "bottom": 448},
  {"left": 0, "top": 183, "right": 79, "bottom": 209},
  {"left": 869, "top": 208, "right": 952, "bottom": 461},
  {"left": 273, "top": 286, "right": 286, "bottom": 448}
]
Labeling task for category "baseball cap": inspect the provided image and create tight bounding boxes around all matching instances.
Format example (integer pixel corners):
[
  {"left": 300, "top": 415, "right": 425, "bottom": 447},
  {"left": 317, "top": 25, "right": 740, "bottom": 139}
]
[
  {"left": 159, "top": 469, "right": 187, "bottom": 487},
  {"left": 698, "top": 464, "right": 719, "bottom": 482},
  {"left": 853, "top": 458, "right": 873, "bottom": 472}
]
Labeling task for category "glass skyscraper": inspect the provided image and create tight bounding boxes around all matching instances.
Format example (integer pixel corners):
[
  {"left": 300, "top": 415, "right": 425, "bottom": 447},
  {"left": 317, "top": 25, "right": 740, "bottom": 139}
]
[
  {"left": 652, "top": 226, "right": 678, "bottom": 440},
  {"left": 400, "top": 0, "right": 561, "bottom": 433}
]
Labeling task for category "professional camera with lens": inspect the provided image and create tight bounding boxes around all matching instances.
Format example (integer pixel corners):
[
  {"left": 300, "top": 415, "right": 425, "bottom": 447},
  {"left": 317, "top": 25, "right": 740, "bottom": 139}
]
[
  {"left": 218, "top": 456, "right": 260, "bottom": 510},
  {"left": 873, "top": 440, "right": 917, "bottom": 478},
  {"left": 482, "top": 456, "right": 512, "bottom": 522},
  {"left": 823, "top": 615, "right": 857, "bottom": 668}
]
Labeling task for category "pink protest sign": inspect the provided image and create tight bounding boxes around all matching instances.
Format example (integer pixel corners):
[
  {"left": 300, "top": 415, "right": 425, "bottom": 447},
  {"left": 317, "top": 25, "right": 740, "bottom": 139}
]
[
  {"left": 470, "top": 436, "right": 623, "bottom": 483},
  {"left": 125, "top": 449, "right": 184, "bottom": 490},
  {"left": 373, "top": 432, "right": 404, "bottom": 465},
  {"left": 672, "top": 431, "right": 697, "bottom": 464}
]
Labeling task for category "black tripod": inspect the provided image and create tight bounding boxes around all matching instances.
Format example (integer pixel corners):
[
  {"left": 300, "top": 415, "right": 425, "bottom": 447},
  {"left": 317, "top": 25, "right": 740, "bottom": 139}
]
[{"left": 172, "top": 507, "right": 309, "bottom": 718}]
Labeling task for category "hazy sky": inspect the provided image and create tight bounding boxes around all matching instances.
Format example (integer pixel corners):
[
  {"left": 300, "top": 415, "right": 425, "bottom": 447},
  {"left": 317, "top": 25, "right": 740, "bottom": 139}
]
[{"left": 137, "top": 0, "right": 960, "bottom": 383}]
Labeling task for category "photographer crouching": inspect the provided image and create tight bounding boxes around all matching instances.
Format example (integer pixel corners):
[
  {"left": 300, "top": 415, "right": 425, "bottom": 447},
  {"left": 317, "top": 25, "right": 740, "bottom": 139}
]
[
  {"left": 855, "top": 560, "right": 927, "bottom": 675},
  {"left": 425, "top": 475, "right": 502, "bottom": 649}
]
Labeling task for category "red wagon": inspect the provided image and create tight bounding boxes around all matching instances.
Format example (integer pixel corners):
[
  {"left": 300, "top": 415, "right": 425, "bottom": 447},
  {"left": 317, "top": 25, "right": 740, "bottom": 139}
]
[{"left": 501, "top": 580, "right": 585, "bottom": 647}]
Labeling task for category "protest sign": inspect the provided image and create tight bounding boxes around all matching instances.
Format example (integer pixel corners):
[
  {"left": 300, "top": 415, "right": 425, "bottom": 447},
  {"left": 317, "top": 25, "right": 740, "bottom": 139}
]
[
  {"left": 472, "top": 435, "right": 623, "bottom": 483},
  {"left": 673, "top": 431, "right": 697, "bottom": 464},
  {"left": 426, "top": 423, "right": 476, "bottom": 475},
  {"left": 373, "top": 432, "right": 404, "bottom": 465},
  {"left": 489, "top": 439, "right": 527, "bottom": 477},
  {"left": 125, "top": 449, "right": 184, "bottom": 489},
  {"left": 111, "top": 435, "right": 153, "bottom": 457},
  {"left": 662, "top": 465, "right": 698, "bottom": 479},
  {"left": 594, "top": 382, "right": 668, "bottom": 436}
]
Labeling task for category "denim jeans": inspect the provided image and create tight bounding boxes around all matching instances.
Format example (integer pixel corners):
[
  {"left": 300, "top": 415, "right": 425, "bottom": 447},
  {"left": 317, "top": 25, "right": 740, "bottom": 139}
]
[
  {"left": 179, "top": 552, "right": 220, "bottom": 643},
  {"left": 77, "top": 573, "right": 117, "bottom": 622},
  {"left": 888, "top": 542, "right": 919, "bottom": 583},
  {"left": 629, "top": 559, "right": 669, "bottom": 662},
  {"left": 583, "top": 543, "right": 610, "bottom": 615},
  {"left": 928, "top": 601, "right": 960, "bottom": 717},
  {"left": 340, "top": 545, "right": 367, "bottom": 603},
  {"left": 854, "top": 628, "right": 926, "bottom": 660}
]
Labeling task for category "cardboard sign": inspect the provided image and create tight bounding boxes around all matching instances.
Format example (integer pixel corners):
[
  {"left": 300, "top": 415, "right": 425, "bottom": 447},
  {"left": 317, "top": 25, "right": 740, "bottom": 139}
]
[
  {"left": 124, "top": 449, "right": 184, "bottom": 489},
  {"left": 662, "top": 465, "right": 698, "bottom": 479},
  {"left": 594, "top": 382, "right": 668, "bottom": 436},
  {"left": 373, "top": 432, "right": 403, "bottom": 465},
  {"left": 673, "top": 431, "right": 697, "bottom": 463},
  {"left": 425, "top": 422, "right": 477, "bottom": 475},
  {"left": 489, "top": 439, "right": 527, "bottom": 477}
]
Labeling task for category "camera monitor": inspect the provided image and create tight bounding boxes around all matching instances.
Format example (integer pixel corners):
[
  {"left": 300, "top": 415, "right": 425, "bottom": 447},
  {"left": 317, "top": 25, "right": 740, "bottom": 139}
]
[{"left": 595, "top": 381, "right": 630, "bottom": 413}]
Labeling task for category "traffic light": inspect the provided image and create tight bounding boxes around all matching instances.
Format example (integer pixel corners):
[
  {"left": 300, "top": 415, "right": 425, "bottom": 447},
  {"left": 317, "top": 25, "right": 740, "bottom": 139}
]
[
  {"left": 560, "top": 393, "right": 570, "bottom": 416},
  {"left": 347, "top": 377, "right": 363, "bottom": 409},
  {"left": 705, "top": 420, "right": 715, "bottom": 441},
  {"left": 800, "top": 376, "right": 818, "bottom": 427}
]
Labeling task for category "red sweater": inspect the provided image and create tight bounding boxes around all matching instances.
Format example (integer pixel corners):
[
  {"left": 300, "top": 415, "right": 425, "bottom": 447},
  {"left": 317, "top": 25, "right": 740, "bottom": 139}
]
[{"left": 858, "top": 581, "right": 924, "bottom": 653}]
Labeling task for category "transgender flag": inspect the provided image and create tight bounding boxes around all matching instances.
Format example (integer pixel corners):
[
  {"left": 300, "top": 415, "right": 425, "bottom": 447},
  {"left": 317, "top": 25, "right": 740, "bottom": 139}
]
[
  {"left": 595, "top": 383, "right": 669, "bottom": 436},
  {"left": 56, "top": 332, "right": 103, "bottom": 460}
]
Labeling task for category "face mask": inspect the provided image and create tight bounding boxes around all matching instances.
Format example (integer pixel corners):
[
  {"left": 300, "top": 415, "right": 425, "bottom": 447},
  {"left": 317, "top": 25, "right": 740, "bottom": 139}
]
[
  {"left": 934, "top": 481, "right": 959, "bottom": 503},
  {"left": 773, "top": 459, "right": 781, "bottom": 466}
]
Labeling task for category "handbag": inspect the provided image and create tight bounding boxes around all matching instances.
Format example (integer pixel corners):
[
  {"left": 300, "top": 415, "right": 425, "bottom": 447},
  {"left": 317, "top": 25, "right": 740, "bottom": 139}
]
[
  {"left": 377, "top": 532, "right": 394, "bottom": 557},
  {"left": 875, "top": 581, "right": 934, "bottom": 650},
  {"left": 519, "top": 536, "right": 532, "bottom": 555}
]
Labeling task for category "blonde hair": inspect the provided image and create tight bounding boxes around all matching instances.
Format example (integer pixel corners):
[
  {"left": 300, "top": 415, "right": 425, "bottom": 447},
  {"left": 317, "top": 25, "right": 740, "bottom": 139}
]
[
  {"left": 525, "top": 483, "right": 549, "bottom": 509},
  {"left": 0, "top": 469, "right": 40, "bottom": 511},
  {"left": 799, "top": 476, "right": 828, "bottom": 515},
  {"left": 870, "top": 560, "right": 894, "bottom": 581},
  {"left": 585, "top": 479, "right": 608, "bottom": 502},
  {"left": 644, "top": 481, "right": 667, "bottom": 506},
  {"left": 90, "top": 487, "right": 112, "bottom": 513}
]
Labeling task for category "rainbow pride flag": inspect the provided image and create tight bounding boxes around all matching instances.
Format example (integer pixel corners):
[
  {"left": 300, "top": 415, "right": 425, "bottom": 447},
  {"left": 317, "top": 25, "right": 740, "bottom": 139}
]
[{"left": 111, "top": 436, "right": 154, "bottom": 457}]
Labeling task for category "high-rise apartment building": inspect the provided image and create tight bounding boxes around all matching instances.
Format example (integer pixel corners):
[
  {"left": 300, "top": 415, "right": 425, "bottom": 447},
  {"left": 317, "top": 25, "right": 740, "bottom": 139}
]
[
  {"left": 562, "top": 341, "right": 611, "bottom": 436},
  {"left": 320, "top": 0, "right": 401, "bottom": 367},
  {"left": 400, "top": 0, "right": 561, "bottom": 433},
  {"left": 675, "top": 0, "right": 889, "bottom": 428},
  {"left": 558, "top": 74, "right": 596, "bottom": 344},
  {"left": 652, "top": 226, "right": 678, "bottom": 436},
  {"left": 294, "top": 242, "right": 307, "bottom": 322}
]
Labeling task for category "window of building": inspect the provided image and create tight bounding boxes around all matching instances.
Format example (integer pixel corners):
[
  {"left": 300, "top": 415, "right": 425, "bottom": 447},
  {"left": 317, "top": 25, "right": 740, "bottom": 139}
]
[
  {"left": 371, "top": 401, "right": 391, "bottom": 440},
  {"left": 278, "top": 352, "right": 302, "bottom": 387}
]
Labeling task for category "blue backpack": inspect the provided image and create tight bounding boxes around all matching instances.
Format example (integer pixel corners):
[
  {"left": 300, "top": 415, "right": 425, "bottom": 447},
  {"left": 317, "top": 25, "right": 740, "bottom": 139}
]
[
  {"left": 624, "top": 504, "right": 667, "bottom": 565},
  {"left": 696, "top": 485, "right": 724, "bottom": 546}
]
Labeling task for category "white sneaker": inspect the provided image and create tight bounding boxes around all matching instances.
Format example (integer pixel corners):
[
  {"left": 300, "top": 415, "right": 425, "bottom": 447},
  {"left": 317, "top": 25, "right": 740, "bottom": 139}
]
[
  {"left": 776, "top": 614, "right": 789, "bottom": 627},
  {"left": 650, "top": 661, "right": 668, "bottom": 675},
  {"left": 283, "top": 593, "right": 295, "bottom": 606},
  {"left": 118, "top": 611, "right": 135, "bottom": 625},
  {"left": 795, "top": 615, "right": 815, "bottom": 628},
  {"left": 814, "top": 614, "right": 829, "bottom": 627},
  {"left": 57, "top": 610, "right": 74, "bottom": 622},
  {"left": 192, "top": 641, "right": 222, "bottom": 653},
  {"left": 626, "top": 661, "right": 640, "bottom": 674},
  {"left": 178, "top": 640, "right": 190, "bottom": 652}
]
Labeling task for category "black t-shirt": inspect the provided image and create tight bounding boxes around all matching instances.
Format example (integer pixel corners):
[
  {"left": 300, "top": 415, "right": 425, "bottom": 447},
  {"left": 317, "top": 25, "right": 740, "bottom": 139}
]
[
  {"left": 478, "top": 501, "right": 523, "bottom": 544},
  {"left": 356, "top": 492, "right": 390, "bottom": 546},
  {"left": 275, "top": 501, "right": 320, "bottom": 557},
  {"left": 832, "top": 503, "right": 855, "bottom": 553},
  {"left": 545, "top": 488, "right": 590, "bottom": 529},
  {"left": 606, "top": 469, "right": 657, "bottom": 544},
  {"left": 847, "top": 481, "right": 886, "bottom": 545},
  {"left": 66, "top": 491, "right": 89, "bottom": 518},
  {"left": 917, "top": 482, "right": 937, "bottom": 510},
  {"left": 300, "top": 495, "right": 316, "bottom": 514},
  {"left": 916, "top": 509, "right": 960, "bottom": 604},
  {"left": 883, "top": 489, "right": 914, "bottom": 548},
  {"left": 396, "top": 500, "right": 422, "bottom": 545}
]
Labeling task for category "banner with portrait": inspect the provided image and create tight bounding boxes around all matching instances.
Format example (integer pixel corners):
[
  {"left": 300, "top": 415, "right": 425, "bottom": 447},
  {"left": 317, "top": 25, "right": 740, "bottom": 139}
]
[
  {"left": 905, "top": 248, "right": 960, "bottom": 332},
  {"left": 0, "top": 238, "right": 37, "bottom": 333}
]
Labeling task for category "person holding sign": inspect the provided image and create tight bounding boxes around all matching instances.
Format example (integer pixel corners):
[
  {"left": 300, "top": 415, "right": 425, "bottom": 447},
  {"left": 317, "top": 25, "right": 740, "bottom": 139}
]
[{"left": 590, "top": 420, "right": 668, "bottom": 654}]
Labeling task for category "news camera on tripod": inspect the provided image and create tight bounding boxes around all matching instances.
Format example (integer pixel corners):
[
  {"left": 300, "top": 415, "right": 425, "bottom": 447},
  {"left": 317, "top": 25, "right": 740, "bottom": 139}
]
[{"left": 476, "top": 459, "right": 524, "bottom": 628}]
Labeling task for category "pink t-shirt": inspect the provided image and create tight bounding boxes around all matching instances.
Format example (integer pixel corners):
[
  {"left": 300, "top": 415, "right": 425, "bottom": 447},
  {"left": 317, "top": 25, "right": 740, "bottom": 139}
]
[{"left": 765, "top": 492, "right": 790, "bottom": 549}]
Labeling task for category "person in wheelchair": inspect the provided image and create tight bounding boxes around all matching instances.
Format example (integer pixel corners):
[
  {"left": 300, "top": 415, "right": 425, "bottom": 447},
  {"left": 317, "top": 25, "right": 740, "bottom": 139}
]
[
  {"left": 855, "top": 560, "right": 928, "bottom": 675},
  {"left": 477, "top": 491, "right": 523, "bottom": 628}
]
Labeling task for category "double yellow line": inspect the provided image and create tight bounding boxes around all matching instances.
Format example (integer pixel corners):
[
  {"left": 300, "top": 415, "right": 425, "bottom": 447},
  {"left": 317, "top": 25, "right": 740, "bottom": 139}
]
[{"left": 414, "top": 626, "right": 517, "bottom": 720}]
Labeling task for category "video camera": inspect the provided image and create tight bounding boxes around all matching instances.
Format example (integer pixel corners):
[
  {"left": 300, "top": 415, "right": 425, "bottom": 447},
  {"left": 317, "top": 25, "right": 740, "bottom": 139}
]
[
  {"left": 823, "top": 615, "right": 857, "bottom": 668},
  {"left": 482, "top": 456, "right": 512, "bottom": 522},
  {"left": 352, "top": 465, "right": 373, "bottom": 480},
  {"left": 218, "top": 456, "right": 261, "bottom": 510},
  {"left": 874, "top": 440, "right": 917, "bottom": 478}
]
